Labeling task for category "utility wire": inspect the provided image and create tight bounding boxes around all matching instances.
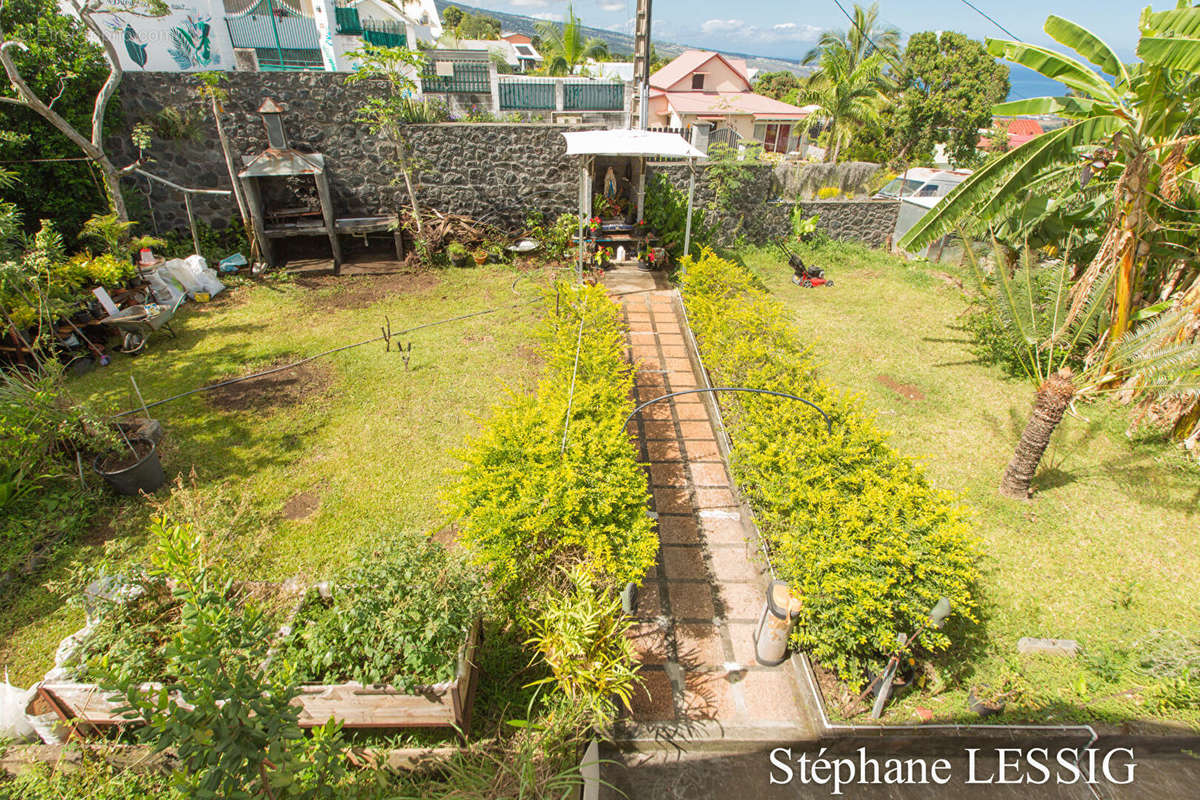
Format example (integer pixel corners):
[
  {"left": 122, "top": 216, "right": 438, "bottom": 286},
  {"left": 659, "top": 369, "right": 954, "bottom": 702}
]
[{"left": 955, "top": 0, "right": 1023, "bottom": 42}]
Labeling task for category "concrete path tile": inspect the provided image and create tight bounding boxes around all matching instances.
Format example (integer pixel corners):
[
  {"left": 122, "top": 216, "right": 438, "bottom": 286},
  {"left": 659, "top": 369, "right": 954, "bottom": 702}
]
[
  {"left": 667, "top": 582, "right": 715, "bottom": 620},
  {"left": 661, "top": 545, "right": 708, "bottom": 581},
  {"left": 657, "top": 516, "right": 700, "bottom": 544}
]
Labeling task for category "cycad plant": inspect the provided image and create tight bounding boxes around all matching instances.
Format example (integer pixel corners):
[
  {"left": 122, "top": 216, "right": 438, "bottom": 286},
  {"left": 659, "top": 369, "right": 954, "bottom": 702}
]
[{"left": 963, "top": 240, "right": 1200, "bottom": 498}]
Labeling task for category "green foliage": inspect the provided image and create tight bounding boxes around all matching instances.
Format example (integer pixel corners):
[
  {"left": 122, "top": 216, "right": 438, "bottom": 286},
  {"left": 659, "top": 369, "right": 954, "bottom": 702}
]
[
  {"left": 535, "top": 4, "right": 608, "bottom": 76},
  {"left": 0, "top": 0, "right": 111, "bottom": 243},
  {"left": 447, "top": 9, "right": 501, "bottom": 39},
  {"left": 963, "top": 252, "right": 1108, "bottom": 378},
  {"left": 524, "top": 565, "right": 640, "bottom": 726},
  {"left": 104, "top": 520, "right": 353, "bottom": 799},
  {"left": 885, "top": 31, "right": 1010, "bottom": 167},
  {"left": 752, "top": 71, "right": 803, "bottom": 105},
  {"left": 81, "top": 212, "right": 163, "bottom": 258},
  {"left": 0, "top": 747, "right": 174, "bottom": 798},
  {"left": 680, "top": 250, "right": 980, "bottom": 685},
  {"left": 157, "top": 216, "right": 249, "bottom": 265},
  {"left": 446, "top": 283, "right": 657, "bottom": 611},
  {"left": 524, "top": 210, "right": 577, "bottom": 261},
  {"left": 148, "top": 105, "right": 206, "bottom": 142},
  {"left": 644, "top": 172, "right": 709, "bottom": 262},
  {"left": 800, "top": 47, "right": 888, "bottom": 163},
  {"left": 278, "top": 535, "right": 483, "bottom": 690},
  {"left": 791, "top": 210, "right": 820, "bottom": 242}
]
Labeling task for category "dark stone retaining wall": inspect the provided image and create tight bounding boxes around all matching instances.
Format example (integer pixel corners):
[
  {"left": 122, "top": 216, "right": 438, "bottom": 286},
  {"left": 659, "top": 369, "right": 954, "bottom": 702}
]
[
  {"left": 113, "top": 71, "right": 597, "bottom": 234},
  {"left": 113, "top": 73, "right": 897, "bottom": 247},
  {"left": 795, "top": 199, "right": 899, "bottom": 248}
]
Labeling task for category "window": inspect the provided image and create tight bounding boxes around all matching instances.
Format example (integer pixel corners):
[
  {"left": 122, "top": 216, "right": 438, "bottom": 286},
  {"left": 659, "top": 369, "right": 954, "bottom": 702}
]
[
  {"left": 762, "top": 123, "right": 791, "bottom": 153},
  {"left": 691, "top": 73, "right": 705, "bottom": 90}
]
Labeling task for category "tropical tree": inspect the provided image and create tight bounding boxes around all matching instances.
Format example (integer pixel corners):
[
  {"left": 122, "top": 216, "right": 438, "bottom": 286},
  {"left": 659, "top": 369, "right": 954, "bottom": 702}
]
[
  {"left": 962, "top": 241, "right": 1200, "bottom": 498},
  {"left": 753, "top": 70, "right": 803, "bottom": 104},
  {"left": 900, "top": 7, "right": 1200, "bottom": 359},
  {"left": 535, "top": 5, "right": 608, "bottom": 76},
  {"left": 0, "top": 0, "right": 168, "bottom": 222},
  {"left": 802, "top": 1, "right": 900, "bottom": 69},
  {"left": 801, "top": 49, "right": 888, "bottom": 162},
  {"left": 885, "top": 31, "right": 1010, "bottom": 166}
]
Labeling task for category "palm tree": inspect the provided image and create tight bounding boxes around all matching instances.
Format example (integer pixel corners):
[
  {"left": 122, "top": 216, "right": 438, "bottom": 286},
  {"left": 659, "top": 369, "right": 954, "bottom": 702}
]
[
  {"left": 534, "top": 5, "right": 608, "bottom": 77},
  {"left": 801, "top": 49, "right": 887, "bottom": 162},
  {"left": 963, "top": 240, "right": 1200, "bottom": 498},
  {"left": 900, "top": 8, "right": 1200, "bottom": 356},
  {"left": 802, "top": 1, "right": 900, "bottom": 68}
]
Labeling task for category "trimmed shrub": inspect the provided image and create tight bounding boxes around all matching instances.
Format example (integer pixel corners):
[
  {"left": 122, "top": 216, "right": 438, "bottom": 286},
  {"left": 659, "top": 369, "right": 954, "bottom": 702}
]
[
  {"left": 680, "top": 250, "right": 979, "bottom": 685},
  {"left": 446, "top": 283, "right": 656, "bottom": 612}
]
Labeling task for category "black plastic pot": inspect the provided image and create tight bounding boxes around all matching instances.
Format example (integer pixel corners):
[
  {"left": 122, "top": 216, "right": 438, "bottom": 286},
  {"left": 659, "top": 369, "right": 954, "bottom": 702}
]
[
  {"left": 967, "top": 686, "right": 1006, "bottom": 717},
  {"left": 93, "top": 438, "right": 165, "bottom": 496}
]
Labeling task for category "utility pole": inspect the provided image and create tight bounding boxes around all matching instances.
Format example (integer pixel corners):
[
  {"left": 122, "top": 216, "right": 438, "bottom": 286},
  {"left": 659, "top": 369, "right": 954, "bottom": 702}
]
[{"left": 633, "top": 0, "right": 651, "bottom": 129}]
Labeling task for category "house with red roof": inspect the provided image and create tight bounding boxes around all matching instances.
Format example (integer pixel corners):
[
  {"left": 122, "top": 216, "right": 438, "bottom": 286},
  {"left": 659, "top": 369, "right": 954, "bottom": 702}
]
[
  {"left": 979, "top": 118, "right": 1046, "bottom": 151},
  {"left": 647, "top": 50, "right": 815, "bottom": 153}
]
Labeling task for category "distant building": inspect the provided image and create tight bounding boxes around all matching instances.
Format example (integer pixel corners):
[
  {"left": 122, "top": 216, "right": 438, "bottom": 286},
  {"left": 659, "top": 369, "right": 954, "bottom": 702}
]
[
  {"left": 92, "top": 0, "right": 441, "bottom": 72},
  {"left": 586, "top": 61, "right": 634, "bottom": 82},
  {"left": 647, "top": 50, "right": 813, "bottom": 153},
  {"left": 979, "top": 117, "right": 1046, "bottom": 151},
  {"left": 453, "top": 37, "right": 543, "bottom": 72}
]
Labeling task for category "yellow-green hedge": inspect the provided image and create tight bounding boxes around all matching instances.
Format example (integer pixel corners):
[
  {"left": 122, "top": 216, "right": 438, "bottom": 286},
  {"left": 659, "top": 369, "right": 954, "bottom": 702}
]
[
  {"left": 681, "top": 250, "right": 979, "bottom": 684},
  {"left": 446, "top": 283, "right": 657, "bottom": 611}
]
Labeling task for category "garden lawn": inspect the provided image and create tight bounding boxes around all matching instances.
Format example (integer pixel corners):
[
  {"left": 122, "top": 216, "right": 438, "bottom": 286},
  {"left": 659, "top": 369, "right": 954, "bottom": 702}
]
[
  {"left": 737, "top": 242, "right": 1200, "bottom": 730},
  {"left": 0, "top": 264, "right": 551, "bottom": 686}
]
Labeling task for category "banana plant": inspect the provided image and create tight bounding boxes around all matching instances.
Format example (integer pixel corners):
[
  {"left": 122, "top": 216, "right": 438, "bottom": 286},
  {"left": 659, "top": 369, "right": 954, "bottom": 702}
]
[{"left": 900, "top": 5, "right": 1200, "bottom": 355}]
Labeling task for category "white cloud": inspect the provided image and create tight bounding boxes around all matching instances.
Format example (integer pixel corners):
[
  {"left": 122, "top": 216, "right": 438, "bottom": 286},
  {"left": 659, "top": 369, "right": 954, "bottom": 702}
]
[
  {"left": 701, "top": 19, "right": 747, "bottom": 35},
  {"left": 509, "top": 0, "right": 552, "bottom": 7},
  {"left": 530, "top": 11, "right": 564, "bottom": 21},
  {"left": 770, "top": 22, "right": 821, "bottom": 42},
  {"left": 598, "top": 0, "right": 624, "bottom": 11},
  {"left": 699, "top": 18, "right": 821, "bottom": 43}
]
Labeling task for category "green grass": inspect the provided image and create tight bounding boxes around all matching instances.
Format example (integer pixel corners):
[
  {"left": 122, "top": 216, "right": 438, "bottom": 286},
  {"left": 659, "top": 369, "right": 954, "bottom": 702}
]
[
  {"left": 0, "top": 264, "right": 554, "bottom": 686},
  {"left": 737, "top": 240, "right": 1200, "bottom": 730}
]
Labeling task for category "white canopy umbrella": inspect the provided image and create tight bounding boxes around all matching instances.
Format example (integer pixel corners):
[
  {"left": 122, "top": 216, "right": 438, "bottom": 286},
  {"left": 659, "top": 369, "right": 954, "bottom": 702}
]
[{"left": 561, "top": 129, "right": 704, "bottom": 279}]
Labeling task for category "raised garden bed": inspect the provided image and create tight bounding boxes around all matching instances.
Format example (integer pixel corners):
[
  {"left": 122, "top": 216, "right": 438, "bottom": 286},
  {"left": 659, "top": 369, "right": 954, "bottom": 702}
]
[
  {"left": 27, "top": 544, "right": 484, "bottom": 738},
  {"left": 29, "top": 617, "right": 481, "bottom": 735}
]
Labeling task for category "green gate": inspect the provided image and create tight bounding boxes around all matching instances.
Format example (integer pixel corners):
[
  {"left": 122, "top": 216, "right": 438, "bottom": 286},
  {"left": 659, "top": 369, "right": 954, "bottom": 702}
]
[{"left": 498, "top": 81, "right": 556, "bottom": 110}]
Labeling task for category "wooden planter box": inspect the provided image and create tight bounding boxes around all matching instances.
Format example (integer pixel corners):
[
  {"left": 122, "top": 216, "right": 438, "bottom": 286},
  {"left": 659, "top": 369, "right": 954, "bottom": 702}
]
[{"left": 29, "top": 617, "right": 482, "bottom": 737}]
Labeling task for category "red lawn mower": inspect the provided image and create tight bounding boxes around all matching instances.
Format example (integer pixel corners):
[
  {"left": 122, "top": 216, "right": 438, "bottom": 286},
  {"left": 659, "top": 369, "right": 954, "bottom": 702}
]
[{"left": 775, "top": 240, "right": 833, "bottom": 288}]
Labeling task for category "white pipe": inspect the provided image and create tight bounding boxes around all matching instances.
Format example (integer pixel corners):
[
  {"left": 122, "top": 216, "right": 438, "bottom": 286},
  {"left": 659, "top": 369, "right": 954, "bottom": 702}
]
[{"left": 682, "top": 159, "right": 695, "bottom": 265}]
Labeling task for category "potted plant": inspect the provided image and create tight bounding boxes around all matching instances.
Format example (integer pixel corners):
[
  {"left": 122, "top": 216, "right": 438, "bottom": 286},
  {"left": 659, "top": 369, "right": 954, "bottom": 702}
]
[
  {"left": 585, "top": 216, "right": 601, "bottom": 238},
  {"left": 637, "top": 246, "right": 656, "bottom": 272},
  {"left": 471, "top": 248, "right": 488, "bottom": 266},
  {"left": 592, "top": 246, "right": 613, "bottom": 270},
  {"left": 93, "top": 436, "right": 166, "bottom": 496},
  {"left": 446, "top": 242, "right": 469, "bottom": 266}
]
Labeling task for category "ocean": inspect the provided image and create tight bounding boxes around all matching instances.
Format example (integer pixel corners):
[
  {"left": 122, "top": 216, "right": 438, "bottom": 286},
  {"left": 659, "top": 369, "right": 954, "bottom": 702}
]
[{"left": 1007, "top": 64, "right": 1069, "bottom": 101}]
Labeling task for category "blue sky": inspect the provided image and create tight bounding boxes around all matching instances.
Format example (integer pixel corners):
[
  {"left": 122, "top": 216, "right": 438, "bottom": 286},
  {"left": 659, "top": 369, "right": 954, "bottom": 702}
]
[{"left": 464, "top": 0, "right": 1148, "bottom": 61}]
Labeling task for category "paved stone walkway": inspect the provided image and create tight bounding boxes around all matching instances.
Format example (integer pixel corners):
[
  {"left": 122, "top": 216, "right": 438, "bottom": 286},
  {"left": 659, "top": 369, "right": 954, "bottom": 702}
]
[{"left": 606, "top": 268, "right": 818, "bottom": 742}]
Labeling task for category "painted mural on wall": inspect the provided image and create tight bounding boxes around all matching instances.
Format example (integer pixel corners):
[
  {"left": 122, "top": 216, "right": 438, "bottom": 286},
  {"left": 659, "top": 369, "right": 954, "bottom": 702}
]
[
  {"left": 102, "top": 0, "right": 232, "bottom": 72},
  {"left": 167, "top": 15, "right": 219, "bottom": 69}
]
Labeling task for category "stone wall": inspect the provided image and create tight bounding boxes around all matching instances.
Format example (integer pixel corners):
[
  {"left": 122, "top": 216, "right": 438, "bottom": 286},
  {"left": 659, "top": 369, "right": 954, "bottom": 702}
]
[
  {"left": 795, "top": 200, "right": 899, "bottom": 248},
  {"left": 113, "top": 71, "right": 598, "bottom": 234},
  {"left": 656, "top": 163, "right": 791, "bottom": 246},
  {"left": 774, "top": 161, "right": 883, "bottom": 199}
]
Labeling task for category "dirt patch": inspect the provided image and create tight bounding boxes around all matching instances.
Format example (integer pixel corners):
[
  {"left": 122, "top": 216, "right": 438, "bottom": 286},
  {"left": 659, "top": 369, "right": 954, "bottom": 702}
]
[
  {"left": 207, "top": 360, "right": 333, "bottom": 412},
  {"left": 431, "top": 523, "right": 460, "bottom": 550},
  {"left": 875, "top": 374, "right": 926, "bottom": 402},
  {"left": 190, "top": 287, "right": 245, "bottom": 313},
  {"left": 282, "top": 491, "right": 320, "bottom": 521},
  {"left": 294, "top": 270, "right": 440, "bottom": 310},
  {"left": 96, "top": 439, "right": 154, "bottom": 472}
]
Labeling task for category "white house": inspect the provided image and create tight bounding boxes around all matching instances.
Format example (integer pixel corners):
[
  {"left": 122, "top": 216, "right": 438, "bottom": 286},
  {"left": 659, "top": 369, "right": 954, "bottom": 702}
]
[{"left": 84, "top": 0, "right": 441, "bottom": 72}]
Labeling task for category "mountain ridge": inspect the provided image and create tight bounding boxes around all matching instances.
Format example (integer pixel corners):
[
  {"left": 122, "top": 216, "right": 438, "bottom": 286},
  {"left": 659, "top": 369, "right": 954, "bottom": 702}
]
[{"left": 433, "top": 1, "right": 813, "bottom": 77}]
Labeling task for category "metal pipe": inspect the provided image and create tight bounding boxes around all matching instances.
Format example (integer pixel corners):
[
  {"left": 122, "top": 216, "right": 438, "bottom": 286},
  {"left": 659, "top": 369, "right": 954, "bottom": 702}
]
[{"left": 133, "top": 169, "right": 232, "bottom": 196}]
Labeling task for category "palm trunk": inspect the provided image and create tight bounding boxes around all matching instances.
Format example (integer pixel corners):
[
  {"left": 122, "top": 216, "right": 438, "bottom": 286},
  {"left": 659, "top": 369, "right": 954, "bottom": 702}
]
[
  {"left": 826, "top": 117, "right": 839, "bottom": 163},
  {"left": 999, "top": 369, "right": 1076, "bottom": 499}
]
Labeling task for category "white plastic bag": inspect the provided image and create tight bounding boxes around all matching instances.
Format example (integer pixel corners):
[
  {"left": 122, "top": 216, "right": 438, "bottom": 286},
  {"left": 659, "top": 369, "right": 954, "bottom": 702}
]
[
  {"left": 183, "top": 254, "right": 225, "bottom": 297},
  {"left": 144, "top": 267, "right": 186, "bottom": 306},
  {"left": 160, "top": 258, "right": 204, "bottom": 297},
  {"left": 0, "top": 671, "right": 37, "bottom": 742}
]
